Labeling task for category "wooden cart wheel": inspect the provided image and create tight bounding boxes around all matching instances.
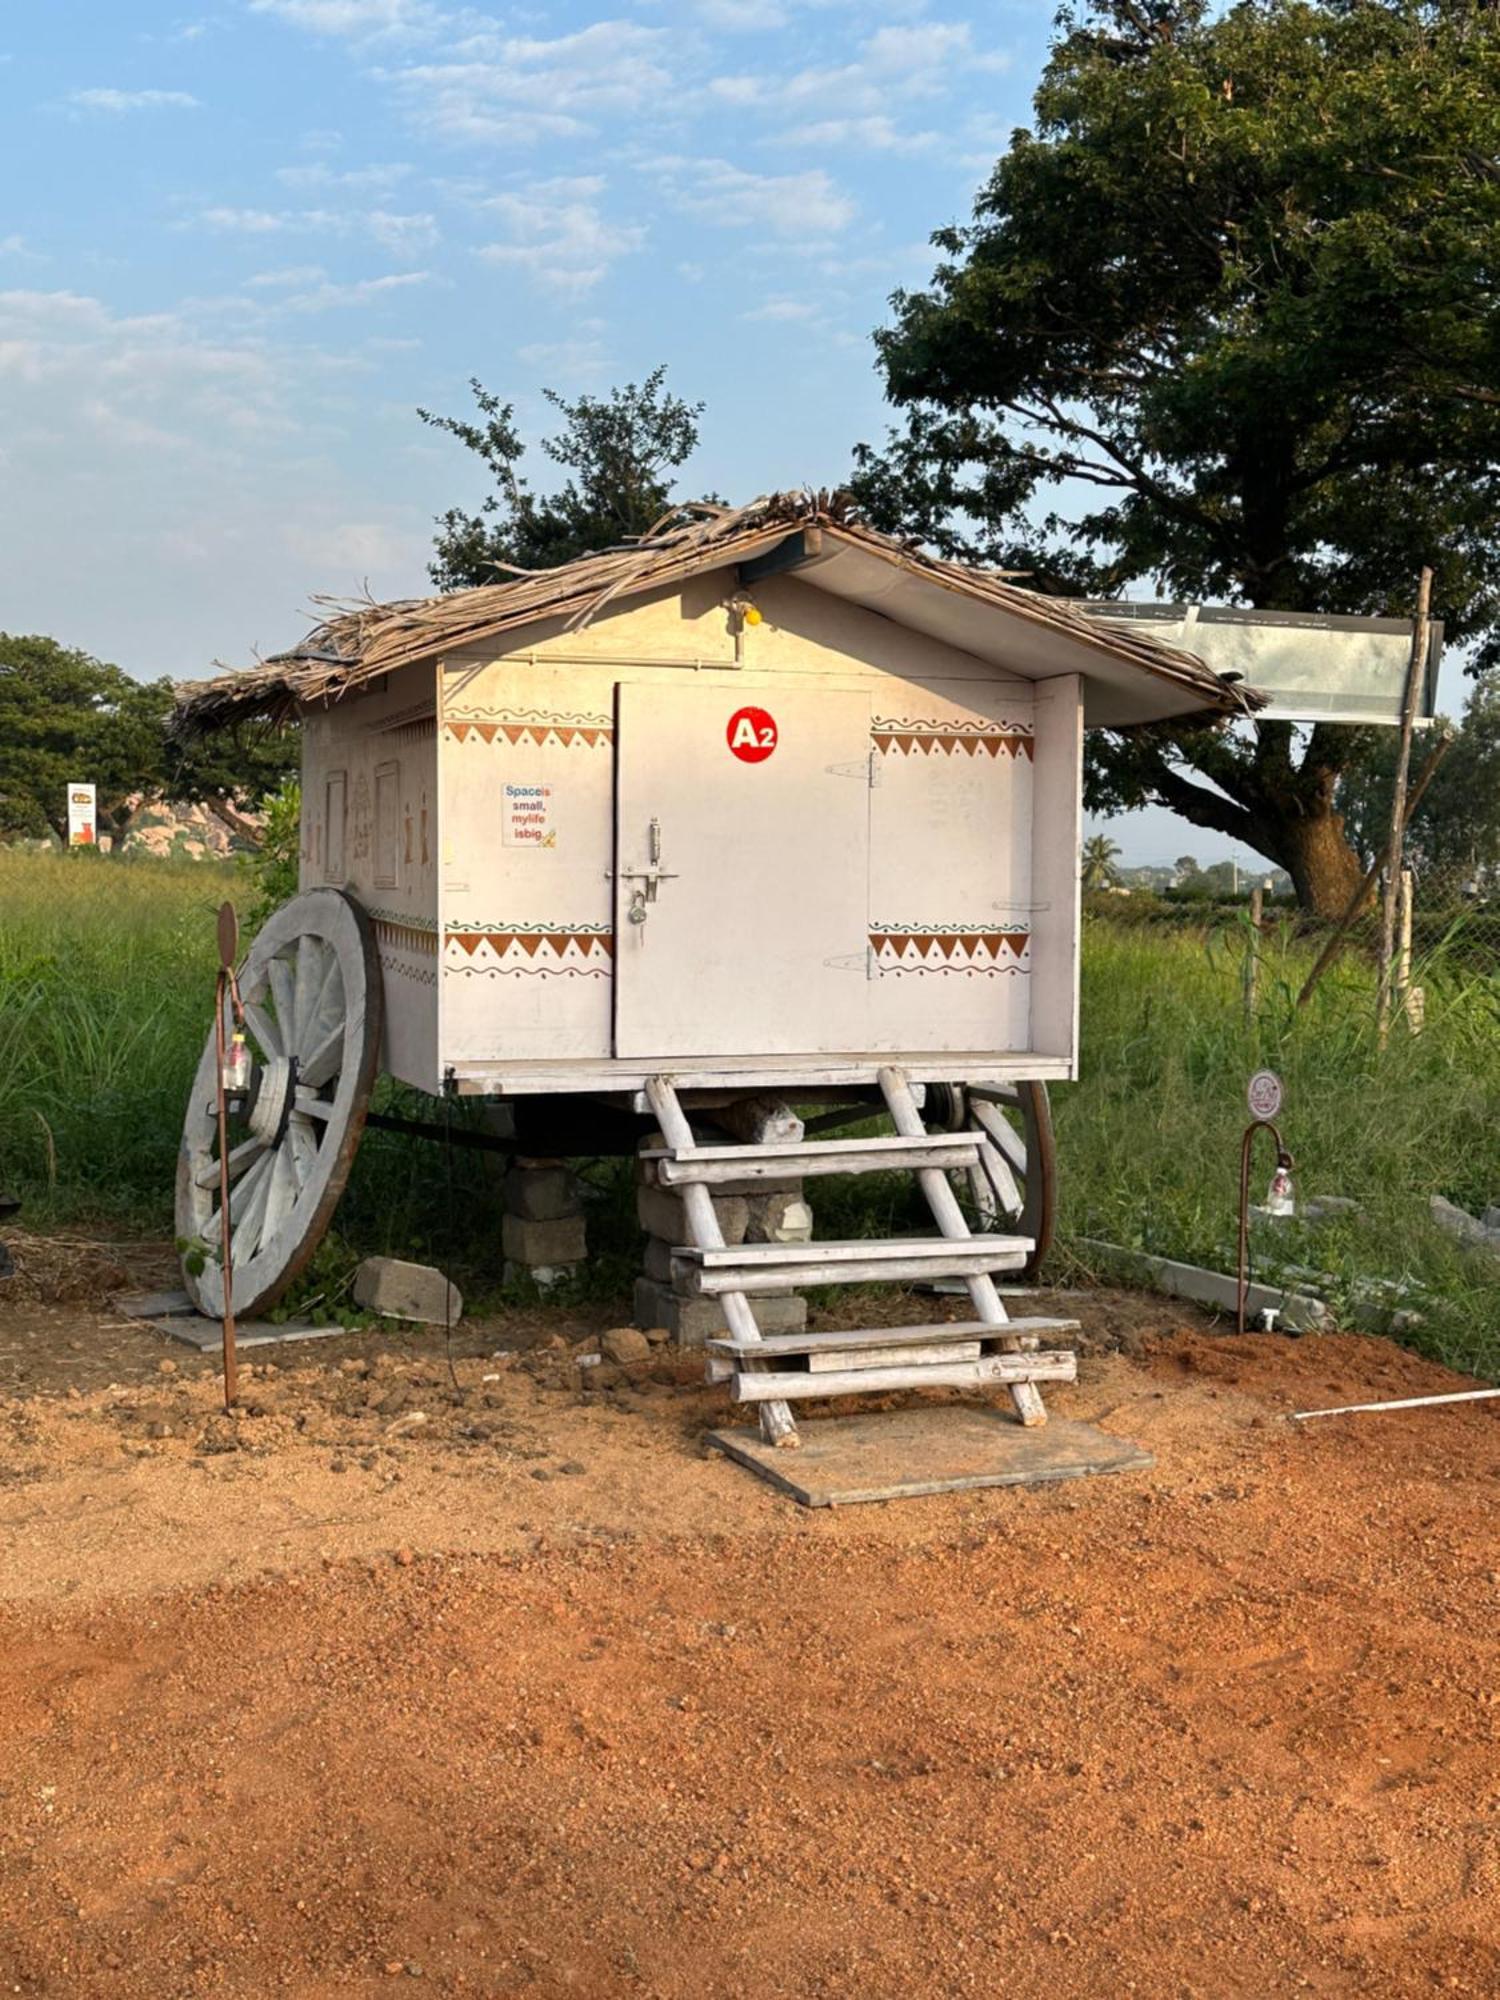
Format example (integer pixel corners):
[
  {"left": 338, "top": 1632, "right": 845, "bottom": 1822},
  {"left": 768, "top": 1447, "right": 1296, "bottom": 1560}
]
[
  {"left": 175, "top": 889, "right": 382, "bottom": 1319},
  {"left": 959, "top": 1081, "right": 1057, "bottom": 1279}
]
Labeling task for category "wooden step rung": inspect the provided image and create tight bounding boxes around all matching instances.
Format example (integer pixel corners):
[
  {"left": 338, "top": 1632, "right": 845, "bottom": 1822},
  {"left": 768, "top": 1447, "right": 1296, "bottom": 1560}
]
[
  {"left": 705, "top": 1316, "right": 1080, "bottom": 1361},
  {"left": 730, "top": 1350, "right": 1079, "bottom": 1403},
  {"left": 644, "top": 1132, "right": 983, "bottom": 1187},
  {"left": 678, "top": 1233, "right": 1032, "bottom": 1269},
  {"left": 707, "top": 1339, "right": 982, "bottom": 1382},
  {"left": 808, "top": 1340, "right": 981, "bottom": 1373},
  {"left": 683, "top": 1241, "right": 1033, "bottom": 1297}
]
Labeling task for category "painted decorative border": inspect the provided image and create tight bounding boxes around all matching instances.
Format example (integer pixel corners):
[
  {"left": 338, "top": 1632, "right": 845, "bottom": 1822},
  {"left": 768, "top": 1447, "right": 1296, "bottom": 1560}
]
[
  {"left": 444, "top": 707, "right": 613, "bottom": 749},
  {"left": 444, "top": 922, "right": 614, "bottom": 978},
  {"left": 372, "top": 915, "right": 439, "bottom": 957},
  {"left": 870, "top": 926, "right": 1031, "bottom": 974},
  {"left": 872, "top": 716, "right": 1034, "bottom": 760}
]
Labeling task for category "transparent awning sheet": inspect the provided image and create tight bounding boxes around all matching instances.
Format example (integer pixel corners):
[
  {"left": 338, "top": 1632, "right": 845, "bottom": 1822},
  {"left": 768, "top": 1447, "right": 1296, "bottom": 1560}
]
[{"left": 1079, "top": 603, "right": 1441, "bottom": 726}]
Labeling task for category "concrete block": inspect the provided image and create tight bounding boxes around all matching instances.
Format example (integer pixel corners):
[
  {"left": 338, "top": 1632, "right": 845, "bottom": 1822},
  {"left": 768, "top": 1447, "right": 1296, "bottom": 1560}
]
[
  {"left": 636, "top": 1184, "right": 748, "bottom": 1246},
  {"left": 353, "top": 1256, "right": 463, "bottom": 1325},
  {"left": 504, "top": 1164, "right": 580, "bottom": 1222},
  {"left": 1075, "top": 1239, "right": 1327, "bottom": 1332},
  {"left": 643, "top": 1234, "right": 677, "bottom": 1285},
  {"left": 745, "top": 1190, "right": 813, "bottom": 1244},
  {"left": 632, "top": 1277, "right": 806, "bottom": 1348},
  {"left": 501, "top": 1212, "right": 587, "bottom": 1268}
]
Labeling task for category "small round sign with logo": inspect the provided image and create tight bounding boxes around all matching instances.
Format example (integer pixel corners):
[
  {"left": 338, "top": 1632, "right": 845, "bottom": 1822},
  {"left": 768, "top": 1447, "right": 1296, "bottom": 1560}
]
[
  {"left": 726, "top": 705, "right": 777, "bottom": 764},
  {"left": 1246, "top": 1068, "right": 1283, "bottom": 1123}
]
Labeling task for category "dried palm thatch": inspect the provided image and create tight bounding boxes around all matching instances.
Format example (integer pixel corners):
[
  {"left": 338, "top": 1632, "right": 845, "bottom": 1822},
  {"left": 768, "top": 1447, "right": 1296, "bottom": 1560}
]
[{"left": 174, "top": 490, "right": 1256, "bottom": 732}]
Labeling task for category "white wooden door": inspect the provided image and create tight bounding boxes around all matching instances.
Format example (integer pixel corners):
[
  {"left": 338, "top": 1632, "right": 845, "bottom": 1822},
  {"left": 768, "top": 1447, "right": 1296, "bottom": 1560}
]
[{"left": 613, "top": 681, "right": 872, "bottom": 1058}]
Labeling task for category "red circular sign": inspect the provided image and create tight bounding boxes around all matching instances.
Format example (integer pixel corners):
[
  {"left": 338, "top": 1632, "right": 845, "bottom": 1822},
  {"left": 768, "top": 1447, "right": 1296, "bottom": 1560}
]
[{"left": 726, "top": 705, "right": 777, "bottom": 763}]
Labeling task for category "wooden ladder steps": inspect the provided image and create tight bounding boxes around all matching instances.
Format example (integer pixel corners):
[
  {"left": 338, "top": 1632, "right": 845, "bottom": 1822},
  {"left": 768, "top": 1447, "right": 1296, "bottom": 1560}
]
[
  {"left": 643, "top": 1131, "right": 986, "bottom": 1187},
  {"left": 674, "top": 1233, "right": 1034, "bottom": 1296},
  {"left": 704, "top": 1316, "right": 1081, "bottom": 1383},
  {"left": 727, "top": 1349, "right": 1078, "bottom": 1404}
]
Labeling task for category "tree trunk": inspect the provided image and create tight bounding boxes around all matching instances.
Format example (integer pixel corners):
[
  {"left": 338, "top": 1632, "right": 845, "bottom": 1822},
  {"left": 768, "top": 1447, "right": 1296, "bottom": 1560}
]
[{"left": 1272, "top": 810, "right": 1368, "bottom": 921}]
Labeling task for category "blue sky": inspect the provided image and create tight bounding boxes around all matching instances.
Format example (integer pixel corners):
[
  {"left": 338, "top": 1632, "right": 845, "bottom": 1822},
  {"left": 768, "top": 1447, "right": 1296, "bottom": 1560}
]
[
  {"left": 5, "top": 1, "right": 1433, "bottom": 871},
  {"left": 0, "top": 2, "right": 1033, "bottom": 671}
]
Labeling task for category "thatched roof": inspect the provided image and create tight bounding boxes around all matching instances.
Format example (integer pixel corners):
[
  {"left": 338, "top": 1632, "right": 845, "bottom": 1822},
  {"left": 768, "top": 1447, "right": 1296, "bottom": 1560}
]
[{"left": 175, "top": 492, "right": 1262, "bottom": 733}]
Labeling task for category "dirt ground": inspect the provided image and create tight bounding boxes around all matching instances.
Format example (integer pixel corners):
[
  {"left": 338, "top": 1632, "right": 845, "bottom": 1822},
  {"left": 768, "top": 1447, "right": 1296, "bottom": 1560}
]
[{"left": 1, "top": 1237, "right": 1498, "bottom": 1997}]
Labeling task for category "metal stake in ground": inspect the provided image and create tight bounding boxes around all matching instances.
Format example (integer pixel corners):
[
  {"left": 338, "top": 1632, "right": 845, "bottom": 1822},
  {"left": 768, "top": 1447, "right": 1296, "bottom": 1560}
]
[{"left": 1237, "top": 1074, "right": 1293, "bottom": 1337}]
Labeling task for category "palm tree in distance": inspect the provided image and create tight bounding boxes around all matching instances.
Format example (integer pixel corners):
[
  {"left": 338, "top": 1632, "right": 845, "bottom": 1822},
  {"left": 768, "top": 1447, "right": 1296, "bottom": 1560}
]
[{"left": 1081, "top": 834, "right": 1123, "bottom": 892}]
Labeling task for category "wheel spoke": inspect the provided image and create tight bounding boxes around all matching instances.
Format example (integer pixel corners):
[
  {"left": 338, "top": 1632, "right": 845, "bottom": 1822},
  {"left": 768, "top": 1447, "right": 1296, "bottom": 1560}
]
[
  {"left": 260, "top": 1143, "right": 298, "bottom": 1248},
  {"left": 228, "top": 1152, "right": 274, "bottom": 1264},
  {"left": 300, "top": 1020, "right": 344, "bottom": 1089},
  {"left": 298, "top": 952, "right": 341, "bottom": 1062},
  {"left": 195, "top": 1136, "right": 267, "bottom": 1191},
  {"left": 293, "top": 934, "right": 322, "bottom": 1050},
  {"left": 267, "top": 954, "right": 297, "bottom": 1047},
  {"left": 973, "top": 1098, "right": 1027, "bottom": 1175},
  {"left": 287, "top": 1116, "right": 318, "bottom": 1183},
  {"left": 241, "top": 1000, "right": 282, "bottom": 1062},
  {"left": 293, "top": 1088, "right": 334, "bottom": 1121}
]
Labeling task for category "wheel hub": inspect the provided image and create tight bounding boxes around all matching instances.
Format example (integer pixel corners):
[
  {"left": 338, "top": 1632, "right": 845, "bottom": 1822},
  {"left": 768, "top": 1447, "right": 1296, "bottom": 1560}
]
[{"left": 246, "top": 1054, "right": 297, "bottom": 1147}]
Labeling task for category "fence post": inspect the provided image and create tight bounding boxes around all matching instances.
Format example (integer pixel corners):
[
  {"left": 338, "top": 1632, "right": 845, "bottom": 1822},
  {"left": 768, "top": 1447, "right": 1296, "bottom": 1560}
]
[
  {"left": 1243, "top": 885, "right": 1263, "bottom": 1025},
  {"left": 1376, "top": 567, "right": 1433, "bottom": 1049}
]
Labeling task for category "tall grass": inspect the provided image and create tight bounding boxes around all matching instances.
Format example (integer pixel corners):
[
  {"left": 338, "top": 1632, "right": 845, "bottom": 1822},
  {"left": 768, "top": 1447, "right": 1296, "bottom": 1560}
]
[
  {"left": 1057, "top": 912, "right": 1500, "bottom": 1374},
  {"left": 0, "top": 851, "right": 247, "bottom": 1228},
  {"left": 3, "top": 853, "right": 1498, "bottom": 1370}
]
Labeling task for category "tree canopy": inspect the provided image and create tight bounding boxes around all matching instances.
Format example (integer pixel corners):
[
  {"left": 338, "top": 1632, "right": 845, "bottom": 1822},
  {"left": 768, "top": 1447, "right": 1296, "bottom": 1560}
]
[
  {"left": 0, "top": 633, "right": 294, "bottom": 849},
  {"left": 419, "top": 366, "right": 705, "bottom": 591},
  {"left": 855, "top": 0, "right": 1500, "bottom": 914}
]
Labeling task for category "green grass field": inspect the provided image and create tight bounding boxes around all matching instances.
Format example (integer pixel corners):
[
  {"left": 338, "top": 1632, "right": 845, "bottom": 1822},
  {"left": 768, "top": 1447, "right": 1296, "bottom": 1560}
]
[{"left": 3, "top": 848, "right": 1497, "bottom": 1370}]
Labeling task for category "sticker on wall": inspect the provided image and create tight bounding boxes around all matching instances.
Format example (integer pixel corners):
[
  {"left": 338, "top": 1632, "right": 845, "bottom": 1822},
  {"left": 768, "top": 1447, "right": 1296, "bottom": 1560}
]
[
  {"left": 503, "top": 782, "right": 556, "bottom": 848},
  {"left": 726, "top": 706, "right": 777, "bottom": 763}
]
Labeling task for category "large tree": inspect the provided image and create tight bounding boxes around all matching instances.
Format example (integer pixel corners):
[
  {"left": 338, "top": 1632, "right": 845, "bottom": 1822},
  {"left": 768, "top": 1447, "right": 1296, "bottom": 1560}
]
[
  {"left": 418, "top": 365, "right": 705, "bottom": 591},
  {"left": 0, "top": 633, "right": 293, "bottom": 849},
  {"left": 855, "top": 0, "right": 1500, "bottom": 915}
]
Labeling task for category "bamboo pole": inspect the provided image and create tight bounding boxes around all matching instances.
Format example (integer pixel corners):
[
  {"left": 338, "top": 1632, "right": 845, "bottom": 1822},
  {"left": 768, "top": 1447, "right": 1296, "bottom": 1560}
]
[
  {"left": 1289, "top": 1386, "right": 1500, "bottom": 1423},
  {"left": 1395, "top": 868, "right": 1414, "bottom": 1028},
  {"left": 1243, "top": 885, "right": 1263, "bottom": 1024},
  {"left": 1294, "top": 729, "right": 1453, "bottom": 1010},
  {"left": 1376, "top": 569, "right": 1433, "bottom": 1047}
]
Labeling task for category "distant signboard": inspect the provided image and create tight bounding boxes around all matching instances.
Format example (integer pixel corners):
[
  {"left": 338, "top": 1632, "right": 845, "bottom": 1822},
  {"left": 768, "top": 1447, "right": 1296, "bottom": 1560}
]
[
  {"left": 1079, "top": 603, "right": 1441, "bottom": 727},
  {"left": 66, "top": 783, "right": 96, "bottom": 848}
]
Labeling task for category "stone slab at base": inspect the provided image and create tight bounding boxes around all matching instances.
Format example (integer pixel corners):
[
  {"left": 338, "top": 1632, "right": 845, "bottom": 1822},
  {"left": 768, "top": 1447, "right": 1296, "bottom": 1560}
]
[
  {"left": 146, "top": 1315, "right": 350, "bottom": 1352},
  {"left": 633, "top": 1276, "right": 805, "bottom": 1347},
  {"left": 707, "top": 1408, "right": 1152, "bottom": 1509}
]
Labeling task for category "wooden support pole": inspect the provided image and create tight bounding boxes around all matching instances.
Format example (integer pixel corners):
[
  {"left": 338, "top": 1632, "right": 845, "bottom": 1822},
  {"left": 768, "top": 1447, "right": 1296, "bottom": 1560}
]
[{"left": 1376, "top": 568, "right": 1433, "bottom": 1048}]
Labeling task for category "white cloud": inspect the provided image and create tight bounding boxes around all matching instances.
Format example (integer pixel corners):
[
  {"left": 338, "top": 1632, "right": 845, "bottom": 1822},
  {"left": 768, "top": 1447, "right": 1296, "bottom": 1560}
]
[
  {"left": 279, "top": 270, "right": 433, "bottom": 311},
  {"left": 276, "top": 160, "right": 412, "bottom": 192},
  {"left": 0, "top": 235, "right": 26, "bottom": 256},
  {"left": 740, "top": 296, "right": 819, "bottom": 322},
  {"left": 777, "top": 115, "right": 938, "bottom": 154},
  {"left": 248, "top": 0, "right": 448, "bottom": 38},
  {"left": 477, "top": 176, "right": 643, "bottom": 295},
  {"left": 696, "top": 0, "right": 788, "bottom": 26},
  {"left": 650, "top": 158, "right": 856, "bottom": 241},
  {"left": 709, "top": 19, "right": 1011, "bottom": 150},
  {"left": 245, "top": 263, "right": 329, "bottom": 287},
  {"left": 67, "top": 87, "right": 200, "bottom": 112},
  {"left": 381, "top": 21, "right": 672, "bottom": 145},
  {"left": 195, "top": 205, "right": 438, "bottom": 249}
]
